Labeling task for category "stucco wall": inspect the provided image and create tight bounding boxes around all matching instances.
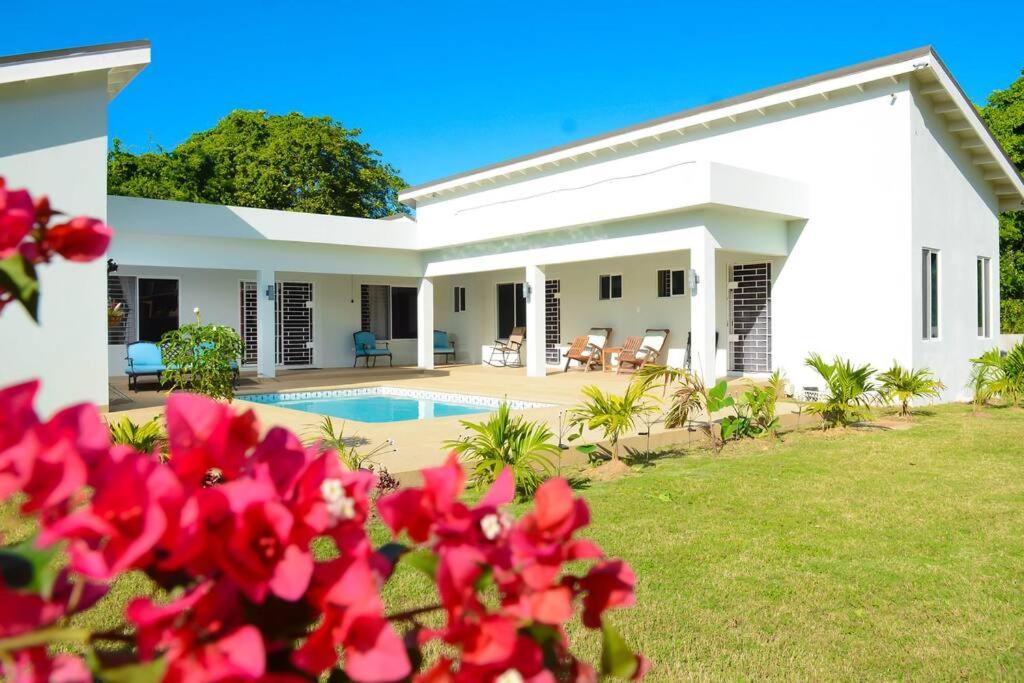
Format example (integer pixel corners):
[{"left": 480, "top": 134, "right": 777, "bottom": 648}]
[
  {"left": 0, "top": 73, "right": 110, "bottom": 414},
  {"left": 909, "top": 83, "right": 1002, "bottom": 401}
]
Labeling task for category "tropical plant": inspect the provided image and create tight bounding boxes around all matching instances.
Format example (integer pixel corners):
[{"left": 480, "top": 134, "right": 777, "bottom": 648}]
[
  {"left": 803, "top": 353, "right": 878, "bottom": 428},
  {"left": 160, "top": 308, "right": 244, "bottom": 400},
  {"left": 968, "top": 348, "right": 1003, "bottom": 410},
  {"left": 569, "top": 383, "right": 656, "bottom": 463},
  {"left": 633, "top": 364, "right": 705, "bottom": 428},
  {"left": 107, "top": 414, "right": 166, "bottom": 455},
  {"left": 877, "top": 362, "right": 945, "bottom": 418},
  {"left": 971, "top": 343, "right": 1024, "bottom": 407},
  {"left": 305, "top": 415, "right": 396, "bottom": 472},
  {"left": 740, "top": 373, "right": 784, "bottom": 437},
  {"left": 444, "top": 402, "right": 558, "bottom": 499}
]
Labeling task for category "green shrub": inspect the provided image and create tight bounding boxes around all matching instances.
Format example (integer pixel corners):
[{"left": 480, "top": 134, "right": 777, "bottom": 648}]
[
  {"left": 569, "top": 383, "right": 656, "bottom": 464},
  {"left": 877, "top": 362, "right": 945, "bottom": 418},
  {"left": 632, "top": 364, "right": 705, "bottom": 429},
  {"left": 160, "top": 308, "right": 243, "bottom": 400},
  {"left": 306, "top": 416, "right": 396, "bottom": 472},
  {"left": 445, "top": 402, "right": 558, "bottom": 499},
  {"left": 804, "top": 353, "right": 877, "bottom": 428},
  {"left": 107, "top": 415, "right": 166, "bottom": 456},
  {"left": 1002, "top": 299, "right": 1024, "bottom": 334},
  {"left": 971, "top": 343, "right": 1024, "bottom": 407},
  {"left": 968, "top": 348, "right": 1002, "bottom": 410}
]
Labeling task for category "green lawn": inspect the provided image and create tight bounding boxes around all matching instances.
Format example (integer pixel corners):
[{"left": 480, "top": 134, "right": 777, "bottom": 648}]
[{"left": 5, "top": 404, "right": 1023, "bottom": 679}]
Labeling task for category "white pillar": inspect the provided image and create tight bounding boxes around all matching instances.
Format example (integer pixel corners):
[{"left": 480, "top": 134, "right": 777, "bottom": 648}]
[
  {"left": 256, "top": 269, "right": 276, "bottom": 379},
  {"left": 690, "top": 231, "right": 717, "bottom": 384},
  {"left": 417, "top": 277, "right": 435, "bottom": 370},
  {"left": 525, "top": 264, "right": 547, "bottom": 377}
]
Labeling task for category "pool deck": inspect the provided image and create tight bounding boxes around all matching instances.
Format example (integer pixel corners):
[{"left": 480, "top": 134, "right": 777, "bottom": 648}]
[{"left": 107, "top": 364, "right": 805, "bottom": 477}]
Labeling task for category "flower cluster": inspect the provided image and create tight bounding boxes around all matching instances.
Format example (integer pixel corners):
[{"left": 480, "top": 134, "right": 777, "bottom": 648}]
[
  {"left": 0, "top": 381, "right": 646, "bottom": 682},
  {"left": 0, "top": 176, "right": 112, "bottom": 319}
]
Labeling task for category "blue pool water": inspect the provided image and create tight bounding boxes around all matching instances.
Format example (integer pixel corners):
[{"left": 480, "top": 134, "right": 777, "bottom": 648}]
[{"left": 262, "top": 395, "right": 490, "bottom": 423}]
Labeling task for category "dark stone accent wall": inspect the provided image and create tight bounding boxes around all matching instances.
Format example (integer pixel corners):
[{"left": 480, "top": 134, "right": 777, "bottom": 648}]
[{"left": 729, "top": 263, "right": 771, "bottom": 372}]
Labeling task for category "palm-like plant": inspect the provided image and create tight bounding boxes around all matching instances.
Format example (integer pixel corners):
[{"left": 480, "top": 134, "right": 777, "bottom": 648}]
[
  {"left": 876, "top": 362, "right": 944, "bottom": 418},
  {"left": 993, "top": 343, "right": 1024, "bottom": 407},
  {"left": 968, "top": 348, "right": 1003, "bottom": 411},
  {"left": 803, "top": 353, "right": 877, "bottom": 428},
  {"left": 444, "top": 402, "right": 558, "bottom": 499},
  {"left": 569, "top": 383, "right": 655, "bottom": 462},
  {"left": 632, "top": 364, "right": 705, "bottom": 428},
  {"left": 108, "top": 415, "right": 166, "bottom": 456},
  {"left": 305, "top": 416, "right": 396, "bottom": 471}
]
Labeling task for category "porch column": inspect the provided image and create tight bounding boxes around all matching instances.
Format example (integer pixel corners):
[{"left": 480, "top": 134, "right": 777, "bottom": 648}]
[
  {"left": 256, "top": 269, "right": 276, "bottom": 379},
  {"left": 689, "top": 230, "right": 717, "bottom": 384},
  {"left": 525, "top": 264, "right": 546, "bottom": 377},
  {"left": 417, "top": 277, "right": 435, "bottom": 370}
]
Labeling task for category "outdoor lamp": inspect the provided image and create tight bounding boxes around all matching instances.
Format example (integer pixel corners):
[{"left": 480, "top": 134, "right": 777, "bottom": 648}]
[
  {"left": 522, "top": 282, "right": 532, "bottom": 299},
  {"left": 689, "top": 269, "right": 700, "bottom": 291},
  {"left": 265, "top": 284, "right": 276, "bottom": 300}
]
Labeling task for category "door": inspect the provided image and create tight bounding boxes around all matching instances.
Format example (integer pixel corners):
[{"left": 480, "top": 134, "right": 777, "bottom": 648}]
[
  {"left": 728, "top": 263, "right": 771, "bottom": 373},
  {"left": 496, "top": 282, "right": 526, "bottom": 339},
  {"left": 275, "top": 281, "right": 314, "bottom": 366},
  {"left": 239, "top": 281, "right": 258, "bottom": 365},
  {"left": 545, "top": 279, "right": 561, "bottom": 364}
]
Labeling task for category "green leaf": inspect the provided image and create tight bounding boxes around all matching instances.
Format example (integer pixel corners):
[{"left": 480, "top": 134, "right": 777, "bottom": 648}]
[
  {"left": 376, "top": 542, "right": 408, "bottom": 568},
  {"left": 0, "top": 535, "right": 61, "bottom": 598},
  {"left": 575, "top": 444, "right": 598, "bottom": 455},
  {"left": 399, "top": 549, "right": 438, "bottom": 579},
  {"left": 655, "top": 492, "right": 673, "bottom": 503},
  {"left": 0, "top": 253, "right": 40, "bottom": 322},
  {"left": 98, "top": 657, "right": 167, "bottom": 683},
  {"left": 601, "top": 619, "right": 642, "bottom": 679}
]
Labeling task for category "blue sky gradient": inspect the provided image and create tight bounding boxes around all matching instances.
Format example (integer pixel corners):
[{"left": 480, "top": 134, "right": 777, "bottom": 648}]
[{"left": 4, "top": 1, "right": 1023, "bottom": 186}]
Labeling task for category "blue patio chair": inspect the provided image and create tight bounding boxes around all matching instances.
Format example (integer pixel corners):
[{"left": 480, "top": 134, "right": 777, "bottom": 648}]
[
  {"left": 353, "top": 330, "right": 392, "bottom": 367},
  {"left": 433, "top": 330, "right": 456, "bottom": 364},
  {"left": 125, "top": 341, "right": 166, "bottom": 392}
]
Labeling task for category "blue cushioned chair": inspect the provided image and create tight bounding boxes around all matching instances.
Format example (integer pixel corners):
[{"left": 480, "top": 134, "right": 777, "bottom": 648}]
[
  {"left": 125, "top": 341, "right": 166, "bottom": 392},
  {"left": 353, "top": 331, "right": 392, "bottom": 367},
  {"left": 433, "top": 330, "right": 456, "bottom": 364}
]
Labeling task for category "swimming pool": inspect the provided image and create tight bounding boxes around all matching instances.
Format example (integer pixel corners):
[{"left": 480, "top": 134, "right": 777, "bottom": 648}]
[{"left": 240, "top": 387, "right": 553, "bottom": 424}]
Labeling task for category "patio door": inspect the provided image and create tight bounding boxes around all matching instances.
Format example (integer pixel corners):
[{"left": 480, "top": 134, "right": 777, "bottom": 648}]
[
  {"left": 240, "top": 280, "right": 314, "bottom": 367},
  {"left": 496, "top": 282, "right": 526, "bottom": 338},
  {"left": 728, "top": 263, "right": 771, "bottom": 373}
]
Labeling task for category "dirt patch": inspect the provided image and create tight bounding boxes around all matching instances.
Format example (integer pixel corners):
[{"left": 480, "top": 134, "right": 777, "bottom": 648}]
[{"left": 586, "top": 458, "right": 633, "bottom": 482}]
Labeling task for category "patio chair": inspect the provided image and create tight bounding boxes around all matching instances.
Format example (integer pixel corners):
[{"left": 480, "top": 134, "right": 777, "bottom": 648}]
[
  {"left": 487, "top": 326, "right": 525, "bottom": 367},
  {"left": 563, "top": 327, "right": 613, "bottom": 372},
  {"left": 353, "top": 330, "right": 393, "bottom": 367},
  {"left": 433, "top": 330, "right": 456, "bottom": 364},
  {"left": 616, "top": 328, "right": 670, "bottom": 374},
  {"left": 125, "top": 341, "right": 166, "bottom": 392}
]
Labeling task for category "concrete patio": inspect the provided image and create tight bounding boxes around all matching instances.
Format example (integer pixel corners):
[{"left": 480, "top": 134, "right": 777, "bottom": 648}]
[{"left": 106, "top": 363, "right": 806, "bottom": 477}]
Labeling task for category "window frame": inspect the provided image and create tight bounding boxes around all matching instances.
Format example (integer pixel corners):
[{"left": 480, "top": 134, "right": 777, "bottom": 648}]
[
  {"left": 921, "top": 248, "right": 941, "bottom": 341},
  {"left": 110, "top": 275, "right": 181, "bottom": 345},
  {"left": 389, "top": 285, "right": 418, "bottom": 340},
  {"left": 977, "top": 256, "right": 991, "bottom": 339},
  {"left": 656, "top": 268, "right": 686, "bottom": 298},
  {"left": 454, "top": 286, "right": 467, "bottom": 313},
  {"left": 496, "top": 282, "right": 526, "bottom": 338},
  {"left": 598, "top": 273, "right": 623, "bottom": 301}
]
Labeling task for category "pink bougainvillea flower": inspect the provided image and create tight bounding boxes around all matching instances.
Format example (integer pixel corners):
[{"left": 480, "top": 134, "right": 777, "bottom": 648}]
[
  {"left": 41, "top": 216, "right": 112, "bottom": 263},
  {"left": 0, "top": 178, "right": 34, "bottom": 254},
  {"left": 0, "top": 570, "right": 106, "bottom": 638},
  {"left": 0, "top": 648, "right": 91, "bottom": 683},
  {"left": 578, "top": 560, "right": 637, "bottom": 629},
  {"left": 0, "top": 380, "right": 38, "bottom": 454},
  {"left": 377, "top": 452, "right": 466, "bottom": 543},
  {"left": 164, "top": 392, "right": 259, "bottom": 487},
  {"left": 40, "top": 450, "right": 184, "bottom": 579}
]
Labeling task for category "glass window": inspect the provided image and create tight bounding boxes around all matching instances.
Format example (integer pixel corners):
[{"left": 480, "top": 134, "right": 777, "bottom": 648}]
[
  {"left": 977, "top": 257, "right": 991, "bottom": 338},
  {"left": 361, "top": 284, "right": 390, "bottom": 339},
  {"left": 657, "top": 269, "right": 686, "bottom": 297},
  {"left": 599, "top": 274, "right": 622, "bottom": 300},
  {"left": 454, "top": 286, "right": 467, "bottom": 313},
  {"left": 391, "top": 286, "right": 418, "bottom": 339},
  {"left": 922, "top": 249, "right": 940, "bottom": 340},
  {"left": 138, "top": 278, "right": 179, "bottom": 342},
  {"left": 496, "top": 283, "right": 526, "bottom": 338}
]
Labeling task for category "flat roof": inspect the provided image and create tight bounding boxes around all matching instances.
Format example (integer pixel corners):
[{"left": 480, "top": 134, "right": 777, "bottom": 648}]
[{"left": 0, "top": 40, "right": 151, "bottom": 100}]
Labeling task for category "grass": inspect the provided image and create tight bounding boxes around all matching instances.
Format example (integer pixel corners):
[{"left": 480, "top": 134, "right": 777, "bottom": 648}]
[{"left": 4, "top": 404, "right": 1023, "bottom": 679}]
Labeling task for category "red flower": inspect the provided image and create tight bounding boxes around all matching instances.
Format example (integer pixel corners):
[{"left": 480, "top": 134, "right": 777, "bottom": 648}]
[
  {"left": 0, "top": 178, "right": 34, "bottom": 255},
  {"left": 0, "top": 648, "right": 90, "bottom": 683},
  {"left": 165, "top": 393, "right": 259, "bottom": 487},
  {"left": 0, "top": 571, "right": 106, "bottom": 639},
  {"left": 40, "top": 450, "right": 184, "bottom": 579},
  {"left": 578, "top": 560, "right": 636, "bottom": 628},
  {"left": 41, "top": 216, "right": 112, "bottom": 263}
]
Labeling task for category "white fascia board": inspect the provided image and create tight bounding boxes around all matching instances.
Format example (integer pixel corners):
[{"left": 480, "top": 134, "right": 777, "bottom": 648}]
[
  {"left": 400, "top": 56, "right": 924, "bottom": 203},
  {"left": 107, "top": 196, "right": 421, "bottom": 250},
  {"left": 0, "top": 45, "right": 151, "bottom": 100},
  {"left": 925, "top": 56, "right": 1024, "bottom": 204}
]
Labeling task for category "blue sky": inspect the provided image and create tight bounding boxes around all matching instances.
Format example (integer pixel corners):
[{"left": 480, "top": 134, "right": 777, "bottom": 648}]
[{"left": 4, "top": 1, "right": 1023, "bottom": 186}]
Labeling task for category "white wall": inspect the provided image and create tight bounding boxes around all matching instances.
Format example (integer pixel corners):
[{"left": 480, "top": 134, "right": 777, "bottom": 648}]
[
  {"left": 0, "top": 73, "right": 110, "bottom": 413},
  {"left": 909, "top": 83, "right": 1002, "bottom": 401}
]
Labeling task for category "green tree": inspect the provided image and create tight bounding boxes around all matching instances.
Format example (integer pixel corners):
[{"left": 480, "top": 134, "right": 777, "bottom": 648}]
[
  {"left": 980, "top": 68, "right": 1024, "bottom": 331},
  {"left": 108, "top": 110, "right": 408, "bottom": 218}
]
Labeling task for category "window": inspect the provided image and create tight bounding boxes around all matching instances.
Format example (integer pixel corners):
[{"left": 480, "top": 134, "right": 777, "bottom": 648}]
[
  {"left": 107, "top": 276, "right": 179, "bottom": 344},
  {"left": 496, "top": 282, "right": 526, "bottom": 338},
  {"left": 977, "top": 257, "right": 991, "bottom": 338},
  {"left": 454, "top": 286, "right": 467, "bottom": 313},
  {"left": 361, "top": 284, "right": 418, "bottom": 340},
  {"left": 391, "top": 286, "right": 418, "bottom": 339},
  {"left": 599, "top": 274, "right": 622, "bottom": 301},
  {"left": 657, "top": 269, "right": 686, "bottom": 297},
  {"left": 107, "top": 275, "right": 136, "bottom": 345},
  {"left": 922, "top": 248, "right": 940, "bottom": 339}
]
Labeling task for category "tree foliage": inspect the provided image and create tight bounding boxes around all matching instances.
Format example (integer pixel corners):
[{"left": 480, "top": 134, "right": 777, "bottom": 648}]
[
  {"left": 108, "top": 110, "right": 408, "bottom": 218},
  {"left": 980, "top": 67, "right": 1024, "bottom": 331}
]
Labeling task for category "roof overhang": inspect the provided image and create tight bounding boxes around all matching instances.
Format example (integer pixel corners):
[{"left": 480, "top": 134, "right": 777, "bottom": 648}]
[
  {"left": 0, "top": 40, "right": 151, "bottom": 100},
  {"left": 400, "top": 46, "right": 1024, "bottom": 210}
]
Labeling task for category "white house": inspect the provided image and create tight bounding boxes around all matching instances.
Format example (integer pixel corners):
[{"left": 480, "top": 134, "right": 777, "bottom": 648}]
[{"left": 2, "top": 41, "right": 1022, "bottom": 412}]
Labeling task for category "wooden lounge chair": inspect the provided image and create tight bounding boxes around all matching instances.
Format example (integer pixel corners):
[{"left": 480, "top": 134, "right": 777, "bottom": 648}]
[
  {"left": 487, "top": 326, "right": 525, "bottom": 367},
  {"left": 563, "top": 327, "right": 612, "bottom": 372},
  {"left": 616, "top": 328, "right": 669, "bottom": 374}
]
